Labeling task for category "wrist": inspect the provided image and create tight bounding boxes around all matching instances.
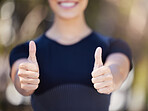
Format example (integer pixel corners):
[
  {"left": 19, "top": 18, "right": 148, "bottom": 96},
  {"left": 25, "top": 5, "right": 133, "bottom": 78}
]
[{"left": 108, "top": 64, "right": 122, "bottom": 91}]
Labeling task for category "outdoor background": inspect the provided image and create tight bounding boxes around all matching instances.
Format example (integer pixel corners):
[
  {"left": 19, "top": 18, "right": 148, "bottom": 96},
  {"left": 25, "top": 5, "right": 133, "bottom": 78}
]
[{"left": 0, "top": 0, "right": 148, "bottom": 111}]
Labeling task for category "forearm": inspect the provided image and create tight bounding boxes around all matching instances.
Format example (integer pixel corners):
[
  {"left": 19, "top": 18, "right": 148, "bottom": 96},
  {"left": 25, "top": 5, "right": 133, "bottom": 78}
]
[
  {"left": 107, "top": 64, "right": 128, "bottom": 91},
  {"left": 104, "top": 53, "right": 130, "bottom": 91}
]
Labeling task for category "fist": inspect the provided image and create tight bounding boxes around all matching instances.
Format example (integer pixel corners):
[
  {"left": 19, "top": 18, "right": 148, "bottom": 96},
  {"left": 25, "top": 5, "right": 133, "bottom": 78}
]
[
  {"left": 18, "top": 41, "right": 40, "bottom": 92},
  {"left": 91, "top": 47, "right": 115, "bottom": 94}
]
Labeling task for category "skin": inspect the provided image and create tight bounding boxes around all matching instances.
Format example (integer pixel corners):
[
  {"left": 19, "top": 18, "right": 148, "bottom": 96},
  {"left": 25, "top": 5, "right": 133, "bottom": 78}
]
[
  {"left": 46, "top": 0, "right": 91, "bottom": 45},
  {"left": 11, "top": 41, "right": 40, "bottom": 96},
  {"left": 11, "top": 0, "right": 130, "bottom": 96},
  {"left": 92, "top": 47, "right": 130, "bottom": 94}
]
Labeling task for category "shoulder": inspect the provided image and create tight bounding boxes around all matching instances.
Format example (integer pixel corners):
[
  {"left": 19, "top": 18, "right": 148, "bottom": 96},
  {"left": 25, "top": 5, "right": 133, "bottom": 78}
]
[
  {"left": 93, "top": 32, "right": 111, "bottom": 44},
  {"left": 93, "top": 31, "right": 132, "bottom": 55},
  {"left": 11, "top": 33, "right": 47, "bottom": 52},
  {"left": 93, "top": 31, "right": 129, "bottom": 48},
  {"left": 94, "top": 32, "right": 133, "bottom": 71},
  {"left": 91, "top": 31, "right": 124, "bottom": 49},
  {"left": 34, "top": 33, "right": 47, "bottom": 45},
  {"left": 91, "top": 32, "right": 115, "bottom": 52},
  {"left": 9, "top": 33, "right": 46, "bottom": 67}
]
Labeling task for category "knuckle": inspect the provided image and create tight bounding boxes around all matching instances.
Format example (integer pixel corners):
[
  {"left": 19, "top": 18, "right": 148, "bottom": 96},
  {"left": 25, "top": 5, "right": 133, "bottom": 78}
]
[
  {"left": 19, "top": 63, "right": 26, "bottom": 69},
  {"left": 98, "top": 89, "right": 104, "bottom": 94},
  {"left": 19, "top": 77, "right": 23, "bottom": 83},
  {"left": 36, "top": 73, "right": 39, "bottom": 78},
  {"left": 17, "top": 70, "right": 22, "bottom": 76},
  {"left": 20, "top": 85, "right": 23, "bottom": 89},
  {"left": 33, "top": 79, "right": 37, "bottom": 84},
  {"left": 94, "top": 83, "right": 99, "bottom": 89},
  {"left": 91, "top": 78, "right": 95, "bottom": 83},
  {"left": 30, "top": 79, "right": 40, "bottom": 85},
  {"left": 97, "top": 90, "right": 101, "bottom": 93},
  {"left": 92, "top": 70, "right": 99, "bottom": 78},
  {"left": 18, "top": 71, "right": 27, "bottom": 77},
  {"left": 21, "top": 84, "right": 26, "bottom": 90},
  {"left": 94, "top": 84, "right": 97, "bottom": 89},
  {"left": 91, "top": 71, "right": 95, "bottom": 77},
  {"left": 38, "top": 79, "right": 40, "bottom": 84},
  {"left": 30, "top": 56, "right": 36, "bottom": 60},
  {"left": 34, "top": 85, "right": 38, "bottom": 89},
  {"left": 19, "top": 63, "right": 23, "bottom": 67}
]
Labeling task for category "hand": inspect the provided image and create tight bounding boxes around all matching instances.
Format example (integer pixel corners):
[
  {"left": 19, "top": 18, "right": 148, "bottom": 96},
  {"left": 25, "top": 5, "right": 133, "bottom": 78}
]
[
  {"left": 18, "top": 41, "right": 40, "bottom": 92},
  {"left": 91, "top": 47, "right": 115, "bottom": 94}
]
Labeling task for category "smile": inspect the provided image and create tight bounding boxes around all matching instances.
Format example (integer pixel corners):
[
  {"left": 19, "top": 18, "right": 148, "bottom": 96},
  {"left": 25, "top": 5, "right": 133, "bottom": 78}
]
[{"left": 58, "top": 1, "right": 78, "bottom": 9}]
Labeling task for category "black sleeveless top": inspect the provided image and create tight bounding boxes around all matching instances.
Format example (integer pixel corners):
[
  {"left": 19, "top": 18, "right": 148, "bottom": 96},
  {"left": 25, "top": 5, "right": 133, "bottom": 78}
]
[{"left": 9, "top": 31, "right": 132, "bottom": 111}]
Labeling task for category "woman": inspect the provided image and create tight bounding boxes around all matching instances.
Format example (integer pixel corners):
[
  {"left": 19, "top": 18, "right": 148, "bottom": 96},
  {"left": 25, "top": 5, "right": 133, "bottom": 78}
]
[{"left": 9, "top": 0, "right": 132, "bottom": 111}]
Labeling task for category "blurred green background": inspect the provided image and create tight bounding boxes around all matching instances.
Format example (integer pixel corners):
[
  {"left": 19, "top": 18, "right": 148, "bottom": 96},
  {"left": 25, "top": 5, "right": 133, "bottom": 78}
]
[{"left": 0, "top": 0, "right": 148, "bottom": 111}]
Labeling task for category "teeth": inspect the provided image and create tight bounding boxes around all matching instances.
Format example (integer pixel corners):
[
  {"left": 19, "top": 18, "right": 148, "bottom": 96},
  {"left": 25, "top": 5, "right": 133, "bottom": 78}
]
[{"left": 60, "top": 2, "right": 76, "bottom": 7}]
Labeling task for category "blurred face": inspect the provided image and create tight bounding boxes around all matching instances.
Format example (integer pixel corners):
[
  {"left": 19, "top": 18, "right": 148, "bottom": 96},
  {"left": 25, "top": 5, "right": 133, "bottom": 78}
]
[{"left": 48, "top": 0, "right": 89, "bottom": 19}]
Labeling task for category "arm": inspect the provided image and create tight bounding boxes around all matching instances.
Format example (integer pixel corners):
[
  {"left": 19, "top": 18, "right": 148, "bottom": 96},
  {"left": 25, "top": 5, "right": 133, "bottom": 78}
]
[
  {"left": 10, "top": 41, "right": 40, "bottom": 96},
  {"left": 91, "top": 47, "right": 130, "bottom": 94},
  {"left": 11, "top": 59, "right": 36, "bottom": 96},
  {"left": 104, "top": 52, "right": 130, "bottom": 91}
]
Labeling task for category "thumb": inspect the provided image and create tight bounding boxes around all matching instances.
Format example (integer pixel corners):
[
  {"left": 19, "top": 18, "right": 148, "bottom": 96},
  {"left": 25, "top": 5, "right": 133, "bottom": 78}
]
[
  {"left": 94, "top": 47, "right": 103, "bottom": 69},
  {"left": 28, "top": 41, "right": 37, "bottom": 64}
]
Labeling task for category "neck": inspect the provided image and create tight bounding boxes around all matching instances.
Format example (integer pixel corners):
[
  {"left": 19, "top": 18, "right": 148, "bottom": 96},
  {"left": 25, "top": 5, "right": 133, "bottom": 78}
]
[{"left": 46, "top": 14, "right": 92, "bottom": 45}]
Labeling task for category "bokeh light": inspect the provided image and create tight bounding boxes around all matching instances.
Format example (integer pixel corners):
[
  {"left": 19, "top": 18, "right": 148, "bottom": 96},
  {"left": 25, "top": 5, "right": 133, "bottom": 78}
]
[{"left": 0, "top": 0, "right": 148, "bottom": 111}]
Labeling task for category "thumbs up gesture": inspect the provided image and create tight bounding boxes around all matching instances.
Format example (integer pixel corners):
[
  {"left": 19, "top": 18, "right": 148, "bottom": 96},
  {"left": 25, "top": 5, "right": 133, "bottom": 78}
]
[
  {"left": 18, "top": 41, "right": 40, "bottom": 92},
  {"left": 91, "top": 47, "right": 114, "bottom": 94}
]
